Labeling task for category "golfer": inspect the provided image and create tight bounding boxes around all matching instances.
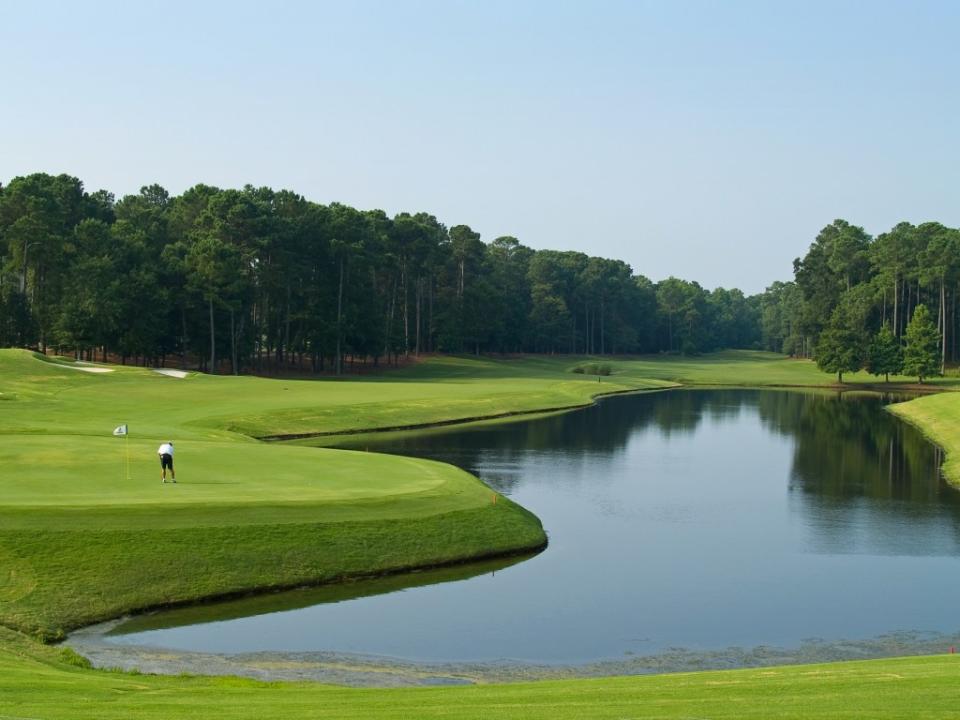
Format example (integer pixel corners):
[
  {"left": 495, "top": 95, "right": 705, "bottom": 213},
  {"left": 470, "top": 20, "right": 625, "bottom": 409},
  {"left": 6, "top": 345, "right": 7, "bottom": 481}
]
[{"left": 158, "top": 441, "right": 176, "bottom": 483}]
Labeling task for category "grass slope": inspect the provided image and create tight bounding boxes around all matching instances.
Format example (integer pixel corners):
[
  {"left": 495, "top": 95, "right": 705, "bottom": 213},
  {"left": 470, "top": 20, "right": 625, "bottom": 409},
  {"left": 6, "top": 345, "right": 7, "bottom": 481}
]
[
  {"left": 1, "top": 628, "right": 958, "bottom": 719},
  {"left": 888, "top": 392, "right": 960, "bottom": 487}
]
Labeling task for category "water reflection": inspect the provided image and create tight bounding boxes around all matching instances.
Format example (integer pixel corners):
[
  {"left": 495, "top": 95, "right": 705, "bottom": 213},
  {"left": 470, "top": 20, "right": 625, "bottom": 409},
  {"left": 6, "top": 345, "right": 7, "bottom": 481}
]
[
  {"left": 103, "top": 390, "right": 959, "bottom": 663},
  {"left": 106, "top": 554, "right": 533, "bottom": 636}
]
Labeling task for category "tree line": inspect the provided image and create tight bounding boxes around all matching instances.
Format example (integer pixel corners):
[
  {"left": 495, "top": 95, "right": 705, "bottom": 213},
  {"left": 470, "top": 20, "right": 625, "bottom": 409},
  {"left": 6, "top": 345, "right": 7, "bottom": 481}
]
[
  {"left": 758, "top": 219, "right": 958, "bottom": 382},
  {"left": 0, "top": 173, "right": 761, "bottom": 373}
]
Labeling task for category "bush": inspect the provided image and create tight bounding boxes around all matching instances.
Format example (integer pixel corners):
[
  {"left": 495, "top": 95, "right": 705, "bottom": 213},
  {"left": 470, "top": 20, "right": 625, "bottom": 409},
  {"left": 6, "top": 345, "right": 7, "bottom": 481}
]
[{"left": 572, "top": 363, "right": 612, "bottom": 376}]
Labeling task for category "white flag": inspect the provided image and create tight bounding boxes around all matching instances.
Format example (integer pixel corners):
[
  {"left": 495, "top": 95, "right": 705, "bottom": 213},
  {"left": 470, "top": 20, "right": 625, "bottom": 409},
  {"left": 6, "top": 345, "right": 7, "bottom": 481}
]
[{"left": 112, "top": 424, "right": 128, "bottom": 437}]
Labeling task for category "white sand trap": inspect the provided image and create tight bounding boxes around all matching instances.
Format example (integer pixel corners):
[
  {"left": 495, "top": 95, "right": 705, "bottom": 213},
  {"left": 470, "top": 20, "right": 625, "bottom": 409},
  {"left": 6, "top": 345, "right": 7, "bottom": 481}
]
[
  {"left": 153, "top": 368, "right": 189, "bottom": 378},
  {"left": 59, "top": 364, "right": 114, "bottom": 373},
  {"left": 33, "top": 356, "right": 115, "bottom": 373}
]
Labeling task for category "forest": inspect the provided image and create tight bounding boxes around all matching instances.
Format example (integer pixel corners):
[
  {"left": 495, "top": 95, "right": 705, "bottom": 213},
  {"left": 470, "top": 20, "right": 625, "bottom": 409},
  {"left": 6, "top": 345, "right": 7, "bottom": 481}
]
[
  {"left": 760, "top": 219, "right": 959, "bottom": 381},
  {"left": 0, "top": 173, "right": 758, "bottom": 372},
  {"left": 0, "top": 173, "right": 956, "bottom": 378}
]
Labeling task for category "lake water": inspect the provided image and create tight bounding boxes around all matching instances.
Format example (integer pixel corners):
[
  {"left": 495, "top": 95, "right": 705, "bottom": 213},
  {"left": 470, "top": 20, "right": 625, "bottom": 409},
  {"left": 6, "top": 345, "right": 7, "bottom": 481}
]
[{"left": 101, "top": 389, "right": 960, "bottom": 666}]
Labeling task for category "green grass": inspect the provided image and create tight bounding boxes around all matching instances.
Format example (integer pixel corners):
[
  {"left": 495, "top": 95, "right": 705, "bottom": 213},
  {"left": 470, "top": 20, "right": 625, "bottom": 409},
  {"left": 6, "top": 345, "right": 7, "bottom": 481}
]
[
  {"left": 0, "top": 349, "right": 557, "bottom": 636},
  {"left": 551, "top": 349, "right": 960, "bottom": 389},
  {"left": 3, "top": 347, "right": 960, "bottom": 717},
  {"left": 0, "top": 350, "right": 671, "bottom": 441},
  {"left": 888, "top": 392, "right": 960, "bottom": 487},
  {"left": 2, "top": 626, "right": 959, "bottom": 719}
]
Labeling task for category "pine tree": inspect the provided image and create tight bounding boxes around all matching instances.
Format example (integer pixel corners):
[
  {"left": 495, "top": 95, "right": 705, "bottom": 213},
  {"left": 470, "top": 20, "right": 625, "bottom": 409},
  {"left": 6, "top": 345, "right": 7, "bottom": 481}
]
[
  {"left": 902, "top": 304, "right": 940, "bottom": 383},
  {"left": 815, "top": 327, "right": 863, "bottom": 384},
  {"left": 815, "top": 308, "right": 867, "bottom": 384},
  {"left": 866, "top": 324, "right": 903, "bottom": 382}
]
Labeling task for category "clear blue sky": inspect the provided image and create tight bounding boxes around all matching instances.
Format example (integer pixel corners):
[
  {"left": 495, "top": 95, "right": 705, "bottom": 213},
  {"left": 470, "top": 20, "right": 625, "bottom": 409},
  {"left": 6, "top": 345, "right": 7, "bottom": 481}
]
[{"left": 2, "top": 0, "right": 958, "bottom": 293}]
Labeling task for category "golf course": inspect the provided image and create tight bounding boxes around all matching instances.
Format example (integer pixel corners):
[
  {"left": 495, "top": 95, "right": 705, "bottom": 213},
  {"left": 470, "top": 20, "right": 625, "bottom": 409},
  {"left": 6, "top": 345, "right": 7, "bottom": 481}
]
[{"left": 2, "top": 347, "right": 960, "bottom": 718}]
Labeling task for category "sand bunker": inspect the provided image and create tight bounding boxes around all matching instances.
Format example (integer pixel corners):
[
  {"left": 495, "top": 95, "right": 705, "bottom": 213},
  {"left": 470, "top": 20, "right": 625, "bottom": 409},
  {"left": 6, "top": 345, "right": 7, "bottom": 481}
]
[
  {"left": 153, "top": 368, "right": 189, "bottom": 378},
  {"left": 59, "top": 364, "right": 114, "bottom": 374}
]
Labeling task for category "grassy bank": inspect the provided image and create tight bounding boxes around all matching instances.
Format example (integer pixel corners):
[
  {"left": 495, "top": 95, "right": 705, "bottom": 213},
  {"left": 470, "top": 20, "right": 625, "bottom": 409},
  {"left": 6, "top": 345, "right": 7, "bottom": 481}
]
[
  {"left": 2, "top": 627, "right": 958, "bottom": 719},
  {"left": 888, "top": 392, "right": 960, "bottom": 487}
]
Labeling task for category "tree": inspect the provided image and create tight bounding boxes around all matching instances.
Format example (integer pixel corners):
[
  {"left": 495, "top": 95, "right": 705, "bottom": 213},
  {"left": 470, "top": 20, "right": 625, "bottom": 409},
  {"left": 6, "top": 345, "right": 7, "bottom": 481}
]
[
  {"left": 184, "top": 234, "right": 243, "bottom": 373},
  {"left": 55, "top": 219, "right": 122, "bottom": 358},
  {"left": 655, "top": 278, "right": 709, "bottom": 354},
  {"left": 794, "top": 219, "right": 870, "bottom": 348},
  {"left": 866, "top": 324, "right": 902, "bottom": 382},
  {"left": 485, "top": 236, "right": 533, "bottom": 352},
  {"left": 917, "top": 223, "right": 958, "bottom": 372},
  {"left": 708, "top": 287, "right": 758, "bottom": 350},
  {"left": 528, "top": 284, "right": 570, "bottom": 353},
  {"left": 902, "top": 304, "right": 940, "bottom": 383},
  {"left": 327, "top": 203, "right": 370, "bottom": 374},
  {"left": 1, "top": 171, "right": 776, "bottom": 366},
  {"left": 871, "top": 222, "right": 915, "bottom": 338},
  {"left": 815, "top": 309, "right": 866, "bottom": 384},
  {"left": 825, "top": 219, "right": 871, "bottom": 292},
  {"left": 759, "top": 281, "right": 804, "bottom": 355},
  {"left": 0, "top": 173, "right": 95, "bottom": 352}
]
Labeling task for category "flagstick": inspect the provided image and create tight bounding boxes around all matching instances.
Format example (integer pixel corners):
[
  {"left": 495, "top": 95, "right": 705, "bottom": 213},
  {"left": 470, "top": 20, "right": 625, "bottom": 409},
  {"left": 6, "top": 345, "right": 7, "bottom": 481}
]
[{"left": 125, "top": 433, "right": 130, "bottom": 480}]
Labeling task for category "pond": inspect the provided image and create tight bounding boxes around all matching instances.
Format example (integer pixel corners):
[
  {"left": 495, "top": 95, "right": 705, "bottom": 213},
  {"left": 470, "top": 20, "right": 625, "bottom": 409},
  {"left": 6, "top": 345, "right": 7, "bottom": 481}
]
[{"left": 91, "top": 389, "right": 960, "bottom": 672}]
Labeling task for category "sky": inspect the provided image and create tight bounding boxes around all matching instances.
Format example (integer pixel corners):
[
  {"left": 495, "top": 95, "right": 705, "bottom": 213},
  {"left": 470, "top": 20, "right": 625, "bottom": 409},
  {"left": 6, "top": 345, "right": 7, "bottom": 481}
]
[{"left": 2, "top": 0, "right": 958, "bottom": 294}]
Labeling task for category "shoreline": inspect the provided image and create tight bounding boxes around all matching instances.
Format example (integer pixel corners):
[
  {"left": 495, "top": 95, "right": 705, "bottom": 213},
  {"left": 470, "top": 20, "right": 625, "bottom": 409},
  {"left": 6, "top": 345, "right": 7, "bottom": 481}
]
[
  {"left": 257, "top": 385, "right": 674, "bottom": 441},
  {"left": 57, "top": 383, "right": 956, "bottom": 674},
  {"left": 67, "top": 623, "right": 960, "bottom": 688},
  {"left": 259, "top": 380, "right": 944, "bottom": 443},
  {"left": 49, "top": 540, "right": 547, "bottom": 642},
  {"left": 885, "top": 394, "right": 960, "bottom": 489},
  {"left": 56, "top": 383, "right": 954, "bottom": 644}
]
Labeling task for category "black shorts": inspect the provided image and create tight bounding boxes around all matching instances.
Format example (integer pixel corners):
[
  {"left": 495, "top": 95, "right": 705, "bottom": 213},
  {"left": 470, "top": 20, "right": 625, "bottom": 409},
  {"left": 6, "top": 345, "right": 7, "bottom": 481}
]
[{"left": 160, "top": 454, "right": 174, "bottom": 470}]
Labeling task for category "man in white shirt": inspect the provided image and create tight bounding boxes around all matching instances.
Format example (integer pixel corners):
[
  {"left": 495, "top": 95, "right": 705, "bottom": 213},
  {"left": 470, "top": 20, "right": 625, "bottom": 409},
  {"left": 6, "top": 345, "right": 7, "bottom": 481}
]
[{"left": 157, "top": 441, "right": 176, "bottom": 484}]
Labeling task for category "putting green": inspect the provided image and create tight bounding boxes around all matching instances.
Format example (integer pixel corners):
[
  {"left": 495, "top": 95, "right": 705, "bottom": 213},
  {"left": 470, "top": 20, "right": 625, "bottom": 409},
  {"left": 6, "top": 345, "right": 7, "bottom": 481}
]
[{"left": 0, "top": 436, "right": 478, "bottom": 509}]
